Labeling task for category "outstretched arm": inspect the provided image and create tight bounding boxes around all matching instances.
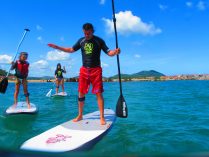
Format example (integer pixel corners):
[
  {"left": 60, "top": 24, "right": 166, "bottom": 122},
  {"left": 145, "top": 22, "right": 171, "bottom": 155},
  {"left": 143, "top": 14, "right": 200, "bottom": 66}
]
[
  {"left": 48, "top": 43, "right": 75, "bottom": 53},
  {"left": 107, "top": 48, "right": 121, "bottom": 56}
]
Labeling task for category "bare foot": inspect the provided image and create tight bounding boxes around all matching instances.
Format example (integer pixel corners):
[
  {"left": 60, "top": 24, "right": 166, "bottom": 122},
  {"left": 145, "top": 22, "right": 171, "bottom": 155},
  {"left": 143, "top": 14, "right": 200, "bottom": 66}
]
[
  {"left": 12, "top": 104, "right": 17, "bottom": 109},
  {"left": 27, "top": 102, "right": 31, "bottom": 109},
  {"left": 100, "top": 117, "right": 106, "bottom": 125},
  {"left": 72, "top": 116, "right": 83, "bottom": 122}
]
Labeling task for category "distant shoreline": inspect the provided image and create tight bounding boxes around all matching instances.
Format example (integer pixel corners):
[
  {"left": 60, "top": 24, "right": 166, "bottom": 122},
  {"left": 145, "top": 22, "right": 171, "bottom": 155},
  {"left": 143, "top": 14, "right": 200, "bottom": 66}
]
[
  {"left": 2, "top": 70, "right": 209, "bottom": 82},
  {"left": 7, "top": 76, "right": 209, "bottom": 83}
]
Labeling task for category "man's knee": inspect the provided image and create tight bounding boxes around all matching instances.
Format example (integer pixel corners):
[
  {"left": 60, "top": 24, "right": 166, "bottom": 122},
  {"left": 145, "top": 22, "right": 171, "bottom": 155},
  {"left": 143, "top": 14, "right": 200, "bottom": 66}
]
[{"left": 96, "top": 93, "right": 103, "bottom": 97}]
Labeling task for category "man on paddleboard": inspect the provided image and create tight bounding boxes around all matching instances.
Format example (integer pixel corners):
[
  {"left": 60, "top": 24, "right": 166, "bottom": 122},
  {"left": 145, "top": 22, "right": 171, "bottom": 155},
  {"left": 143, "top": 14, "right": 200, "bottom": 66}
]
[{"left": 48, "top": 23, "right": 120, "bottom": 125}]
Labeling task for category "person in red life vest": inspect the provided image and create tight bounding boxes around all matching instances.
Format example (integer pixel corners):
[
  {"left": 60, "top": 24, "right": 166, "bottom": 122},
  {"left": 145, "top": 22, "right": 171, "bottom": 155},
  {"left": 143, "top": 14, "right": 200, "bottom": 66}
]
[
  {"left": 54, "top": 63, "right": 66, "bottom": 94},
  {"left": 48, "top": 23, "right": 120, "bottom": 125},
  {"left": 11, "top": 52, "right": 31, "bottom": 108}
]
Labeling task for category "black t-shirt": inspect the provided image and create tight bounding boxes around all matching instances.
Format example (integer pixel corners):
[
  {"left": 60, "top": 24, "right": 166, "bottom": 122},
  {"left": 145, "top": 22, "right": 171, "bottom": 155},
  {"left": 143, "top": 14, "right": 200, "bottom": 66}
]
[
  {"left": 55, "top": 69, "right": 65, "bottom": 78},
  {"left": 72, "top": 35, "right": 110, "bottom": 68}
]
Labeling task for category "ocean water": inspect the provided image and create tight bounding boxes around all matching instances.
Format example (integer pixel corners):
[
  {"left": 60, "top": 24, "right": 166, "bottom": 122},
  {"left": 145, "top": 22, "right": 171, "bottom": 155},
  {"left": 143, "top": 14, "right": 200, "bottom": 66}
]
[{"left": 1, "top": 80, "right": 209, "bottom": 156}]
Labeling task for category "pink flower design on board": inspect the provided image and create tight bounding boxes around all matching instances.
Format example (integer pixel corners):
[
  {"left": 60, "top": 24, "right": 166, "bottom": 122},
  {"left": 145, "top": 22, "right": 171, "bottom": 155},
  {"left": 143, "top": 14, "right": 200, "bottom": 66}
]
[{"left": 46, "top": 134, "right": 72, "bottom": 144}]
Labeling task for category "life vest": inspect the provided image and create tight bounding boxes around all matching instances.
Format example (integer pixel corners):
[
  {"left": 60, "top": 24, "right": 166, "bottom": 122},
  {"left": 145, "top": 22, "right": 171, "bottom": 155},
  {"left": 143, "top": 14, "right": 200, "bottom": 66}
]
[{"left": 15, "top": 60, "right": 29, "bottom": 79}]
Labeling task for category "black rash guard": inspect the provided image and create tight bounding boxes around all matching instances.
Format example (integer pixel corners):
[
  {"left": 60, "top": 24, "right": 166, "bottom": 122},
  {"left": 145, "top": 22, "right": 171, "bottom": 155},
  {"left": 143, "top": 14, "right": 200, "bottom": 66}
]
[
  {"left": 72, "top": 35, "right": 110, "bottom": 68},
  {"left": 55, "top": 69, "right": 65, "bottom": 78}
]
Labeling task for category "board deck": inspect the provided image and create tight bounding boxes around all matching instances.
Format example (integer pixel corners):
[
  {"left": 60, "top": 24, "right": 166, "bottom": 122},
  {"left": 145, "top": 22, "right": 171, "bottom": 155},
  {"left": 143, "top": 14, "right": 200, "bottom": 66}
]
[
  {"left": 51, "top": 92, "right": 68, "bottom": 97},
  {"left": 5, "top": 102, "right": 38, "bottom": 115},
  {"left": 20, "top": 109, "right": 116, "bottom": 152}
]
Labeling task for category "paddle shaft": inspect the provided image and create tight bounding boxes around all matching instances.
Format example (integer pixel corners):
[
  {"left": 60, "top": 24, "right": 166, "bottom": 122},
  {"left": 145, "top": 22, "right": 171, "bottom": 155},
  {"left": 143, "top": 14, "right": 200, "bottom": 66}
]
[
  {"left": 111, "top": 0, "right": 123, "bottom": 95},
  {"left": 112, "top": 0, "right": 128, "bottom": 118},
  {"left": 6, "top": 29, "right": 30, "bottom": 77}
]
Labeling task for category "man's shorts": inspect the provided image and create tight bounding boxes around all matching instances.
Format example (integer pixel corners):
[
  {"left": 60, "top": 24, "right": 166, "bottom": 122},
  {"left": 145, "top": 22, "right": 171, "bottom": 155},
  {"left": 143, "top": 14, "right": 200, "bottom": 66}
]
[{"left": 78, "top": 66, "right": 104, "bottom": 94}]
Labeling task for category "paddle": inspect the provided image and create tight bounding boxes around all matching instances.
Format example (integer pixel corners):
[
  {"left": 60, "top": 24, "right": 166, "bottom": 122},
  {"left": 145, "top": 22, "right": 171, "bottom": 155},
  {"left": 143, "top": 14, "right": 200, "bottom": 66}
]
[
  {"left": 46, "top": 81, "right": 55, "bottom": 97},
  {"left": 0, "top": 28, "right": 30, "bottom": 94},
  {"left": 111, "top": 0, "right": 128, "bottom": 118}
]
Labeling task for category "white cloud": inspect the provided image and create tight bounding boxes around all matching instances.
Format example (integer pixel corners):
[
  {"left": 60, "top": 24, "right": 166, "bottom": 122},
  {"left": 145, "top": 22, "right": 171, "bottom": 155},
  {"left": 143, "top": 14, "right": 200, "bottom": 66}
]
[
  {"left": 101, "top": 62, "right": 109, "bottom": 68},
  {"left": 100, "top": 0, "right": 105, "bottom": 5},
  {"left": 0, "top": 54, "right": 12, "bottom": 64},
  {"left": 46, "top": 50, "right": 70, "bottom": 61},
  {"left": 197, "top": 1, "right": 206, "bottom": 10},
  {"left": 30, "top": 60, "right": 51, "bottom": 76},
  {"left": 134, "top": 54, "right": 141, "bottom": 59},
  {"left": 186, "top": 2, "right": 193, "bottom": 8},
  {"left": 103, "top": 11, "right": 162, "bottom": 35},
  {"left": 186, "top": 1, "right": 206, "bottom": 10},
  {"left": 30, "top": 60, "right": 49, "bottom": 69},
  {"left": 37, "top": 36, "right": 45, "bottom": 44},
  {"left": 159, "top": 4, "right": 168, "bottom": 11},
  {"left": 37, "top": 36, "right": 43, "bottom": 42},
  {"left": 36, "top": 25, "right": 43, "bottom": 31},
  {"left": 132, "top": 41, "right": 143, "bottom": 46}
]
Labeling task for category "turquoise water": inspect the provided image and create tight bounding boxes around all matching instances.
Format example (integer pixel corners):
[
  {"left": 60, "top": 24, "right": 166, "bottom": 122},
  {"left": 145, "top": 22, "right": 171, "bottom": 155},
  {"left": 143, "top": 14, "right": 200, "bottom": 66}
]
[{"left": 1, "top": 81, "right": 209, "bottom": 156}]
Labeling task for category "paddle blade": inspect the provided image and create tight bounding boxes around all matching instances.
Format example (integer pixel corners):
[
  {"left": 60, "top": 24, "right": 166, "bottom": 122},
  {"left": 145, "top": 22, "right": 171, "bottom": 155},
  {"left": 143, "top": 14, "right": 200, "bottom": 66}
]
[
  {"left": 46, "top": 89, "right": 52, "bottom": 97},
  {"left": 0, "top": 77, "right": 8, "bottom": 94},
  {"left": 116, "top": 94, "right": 128, "bottom": 118}
]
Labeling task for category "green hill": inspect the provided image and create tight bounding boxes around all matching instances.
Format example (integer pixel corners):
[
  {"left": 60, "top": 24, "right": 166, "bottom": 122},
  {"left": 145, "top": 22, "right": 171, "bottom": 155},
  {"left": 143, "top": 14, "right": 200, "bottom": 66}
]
[
  {"left": 0, "top": 69, "right": 7, "bottom": 76},
  {"left": 132, "top": 70, "right": 165, "bottom": 78},
  {"left": 1, "top": 68, "right": 165, "bottom": 81},
  {"left": 110, "top": 70, "right": 165, "bottom": 79},
  {"left": 0, "top": 68, "right": 15, "bottom": 76}
]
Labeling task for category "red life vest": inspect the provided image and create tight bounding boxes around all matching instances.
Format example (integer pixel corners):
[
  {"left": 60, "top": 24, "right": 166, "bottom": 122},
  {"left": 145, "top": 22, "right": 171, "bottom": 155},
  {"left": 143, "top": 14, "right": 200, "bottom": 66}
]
[{"left": 16, "top": 60, "right": 29, "bottom": 78}]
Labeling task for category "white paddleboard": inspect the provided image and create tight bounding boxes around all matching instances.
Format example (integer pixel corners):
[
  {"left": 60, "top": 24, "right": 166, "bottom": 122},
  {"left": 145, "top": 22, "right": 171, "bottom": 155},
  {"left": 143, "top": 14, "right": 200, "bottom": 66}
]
[
  {"left": 5, "top": 102, "right": 38, "bottom": 115},
  {"left": 51, "top": 92, "right": 68, "bottom": 97},
  {"left": 20, "top": 109, "right": 116, "bottom": 152}
]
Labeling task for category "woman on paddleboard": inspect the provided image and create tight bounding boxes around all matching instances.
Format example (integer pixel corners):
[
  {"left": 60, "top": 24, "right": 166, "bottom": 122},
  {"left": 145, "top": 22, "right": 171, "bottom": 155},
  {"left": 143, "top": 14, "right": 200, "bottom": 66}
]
[
  {"left": 48, "top": 23, "right": 120, "bottom": 125},
  {"left": 11, "top": 52, "right": 30, "bottom": 108},
  {"left": 54, "top": 63, "right": 66, "bottom": 94}
]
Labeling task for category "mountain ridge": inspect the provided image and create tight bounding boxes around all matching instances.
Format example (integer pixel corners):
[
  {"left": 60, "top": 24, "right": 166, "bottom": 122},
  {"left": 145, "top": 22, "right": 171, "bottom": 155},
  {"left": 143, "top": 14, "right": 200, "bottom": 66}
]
[
  {"left": 0, "top": 69, "right": 165, "bottom": 79},
  {"left": 109, "top": 70, "right": 165, "bottom": 79}
]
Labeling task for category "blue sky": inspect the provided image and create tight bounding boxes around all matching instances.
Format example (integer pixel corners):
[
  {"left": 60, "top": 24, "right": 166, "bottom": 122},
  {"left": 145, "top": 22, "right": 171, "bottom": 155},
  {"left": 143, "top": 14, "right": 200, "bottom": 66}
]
[{"left": 0, "top": 0, "right": 209, "bottom": 77}]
